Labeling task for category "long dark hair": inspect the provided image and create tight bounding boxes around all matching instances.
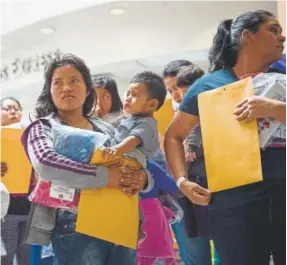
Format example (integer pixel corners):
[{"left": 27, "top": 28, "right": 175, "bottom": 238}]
[
  {"left": 93, "top": 75, "right": 123, "bottom": 113},
  {"left": 35, "top": 53, "right": 95, "bottom": 118},
  {"left": 208, "top": 10, "right": 274, "bottom": 72}
]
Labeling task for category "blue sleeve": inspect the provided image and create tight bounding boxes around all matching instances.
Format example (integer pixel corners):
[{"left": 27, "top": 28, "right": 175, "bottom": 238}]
[
  {"left": 146, "top": 160, "right": 178, "bottom": 195},
  {"left": 179, "top": 77, "right": 205, "bottom": 116}
]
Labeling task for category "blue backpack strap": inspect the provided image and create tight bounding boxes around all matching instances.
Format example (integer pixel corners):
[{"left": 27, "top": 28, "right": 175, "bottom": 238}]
[{"left": 270, "top": 54, "right": 286, "bottom": 73}]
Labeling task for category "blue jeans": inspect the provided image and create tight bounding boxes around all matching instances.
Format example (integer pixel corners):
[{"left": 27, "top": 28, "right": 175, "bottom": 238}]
[
  {"left": 52, "top": 211, "right": 136, "bottom": 265},
  {"left": 171, "top": 218, "right": 211, "bottom": 265},
  {"left": 209, "top": 148, "right": 285, "bottom": 265}
]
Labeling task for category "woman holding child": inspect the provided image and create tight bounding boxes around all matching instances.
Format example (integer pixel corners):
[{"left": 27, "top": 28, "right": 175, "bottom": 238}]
[{"left": 21, "top": 54, "right": 153, "bottom": 265}]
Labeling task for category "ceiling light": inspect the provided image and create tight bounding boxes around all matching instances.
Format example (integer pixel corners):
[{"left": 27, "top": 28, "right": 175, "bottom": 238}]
[
  {"left": 109, "top": 7, "right": 126, "bottom": 15},
  {"left": 40, "top": 28, "right": 55, "bottom": 35}
]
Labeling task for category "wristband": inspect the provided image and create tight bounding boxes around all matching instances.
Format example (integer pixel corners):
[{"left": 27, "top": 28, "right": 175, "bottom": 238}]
[{"left": 176, "top": 177, "right": 187, "bottom": 188}]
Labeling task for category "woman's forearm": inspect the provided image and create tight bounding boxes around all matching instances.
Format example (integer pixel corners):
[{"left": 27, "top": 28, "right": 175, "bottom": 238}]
[
  {"left": 164, "top": 111, "right": 200, "bottom": 181},
  {"left": 270, "top": 100, "right": 286, "bottom": 124},
  {"left": 164, "top": 135, "right": 187, "bottom": 181}
]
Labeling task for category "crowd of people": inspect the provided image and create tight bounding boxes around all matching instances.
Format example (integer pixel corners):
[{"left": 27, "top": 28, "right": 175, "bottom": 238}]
[{"left": 1, "top": 9, "right": 286, "bottom": 265}]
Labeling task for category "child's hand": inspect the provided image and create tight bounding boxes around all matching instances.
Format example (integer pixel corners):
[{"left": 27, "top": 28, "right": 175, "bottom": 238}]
[{"left": 102, "top": 147, "right": 118, "bottom": 160}]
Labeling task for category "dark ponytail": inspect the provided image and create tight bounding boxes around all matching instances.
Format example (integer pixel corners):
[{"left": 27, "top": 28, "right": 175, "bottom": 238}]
[
  {"left": 208, "top": 19, "right": 235, "bottom": 72},
  {"left": 208, "top": 10, "right": 274, "bottom": 72}
]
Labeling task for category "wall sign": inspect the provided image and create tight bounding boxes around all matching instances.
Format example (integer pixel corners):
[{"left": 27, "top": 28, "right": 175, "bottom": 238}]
[{"left": 1, "top": 49, "right": 61, "bottom": 82}]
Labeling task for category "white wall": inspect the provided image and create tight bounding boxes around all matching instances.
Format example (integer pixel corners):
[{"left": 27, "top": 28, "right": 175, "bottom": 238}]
[
  {"left": 1, "top": 0, "right": 112, "bottom": 35},
  {"left": 2, "top": 1, "right": 278, "bottom": 66},
  {"left": 0, "top": 1, "right": 279, "bottom": 120}
]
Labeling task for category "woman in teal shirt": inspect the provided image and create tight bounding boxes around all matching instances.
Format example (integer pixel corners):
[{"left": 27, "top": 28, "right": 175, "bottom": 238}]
[{"left": 165, "top": 10, "right": 285, "bottom": 265}]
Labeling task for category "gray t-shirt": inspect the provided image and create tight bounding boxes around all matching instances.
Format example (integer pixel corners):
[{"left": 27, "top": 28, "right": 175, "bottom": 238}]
[{"left": 112, "top": 116, "right": 160, "bottom": 160}]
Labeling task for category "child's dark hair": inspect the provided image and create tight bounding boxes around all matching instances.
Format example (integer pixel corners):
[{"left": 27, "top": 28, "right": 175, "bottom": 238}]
[
  {"left": 176, "top": 65, "right": 205, "bottom": 88},
  {"left": 93, "top": 75, "right": 123, "bottom": 113},
  {"left": 35, "top": 53, "right": 95, "bottom": 118},
  {"left": 209, "top": 10, "right": 274, "bottom": 72},
  {"left": 162, "top": 60, "right": 193, "bottom": 78},
  {"left": 1, "top": 97, "right": 23, "bottom": 110},
  {"left": 130, "top": 71, "right": 167, "bottom": 110}
]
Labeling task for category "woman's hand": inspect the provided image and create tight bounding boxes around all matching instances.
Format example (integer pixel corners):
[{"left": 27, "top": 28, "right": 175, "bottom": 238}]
[
  {"left": 234, "top": 96, "right": 286, "bottom": 124},
  {"left": 234, "top": 96, "right": 277, "bottom": 123},
  {"left": 185, "top": 152, "right": 197, "bottom": 163},
  {"left": 107, "top": 166, "right": 147, "bottom": 196},
  {"left": 183, "top": 141, "right": 196, "bottom": 163},
  {"left": 1, "top": 162, "right": 8, "bottom": 177},
  {"left": 120, "top": 167, "right": 147, "bottom": 196},
  {"left": 180, "top": 180, "right": 211, "bottom": 206},
  {"left": 107, "top": 166, "right": 123, "bottom": 189}
]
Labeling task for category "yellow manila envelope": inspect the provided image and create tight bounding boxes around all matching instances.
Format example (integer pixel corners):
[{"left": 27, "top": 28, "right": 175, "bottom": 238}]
[
  {"left": 1, "top": 128, "right": 32, "bottom": 193},
  {"left": 76, "top": 150, "right": 141, "bottom": 249},
  {"left": 154, "top": 98, "right": 174, "bottom": 136},
  {"left": 154, "top": 98, "right": 174, "bottom": 151},
  {"left": 90, "top": 149, "right": 141, "bottom": 169},
  {"left": 198, "top": 77, "right": 263, "bottom": 192}
]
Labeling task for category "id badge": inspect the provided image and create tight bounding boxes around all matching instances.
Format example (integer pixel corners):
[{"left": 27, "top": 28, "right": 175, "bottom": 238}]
[{"left": 49, "top": 184, "right": 75, "bottom": 202}]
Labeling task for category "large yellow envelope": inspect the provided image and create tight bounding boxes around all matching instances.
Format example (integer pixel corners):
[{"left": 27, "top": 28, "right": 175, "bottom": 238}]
[
  {"left": 198, "top": 77, "right": 262, "bottom": 192},
  {"left": 154, "top": 98, "right": 174, "bottom": 136},
  {"left": 155, "top": 98, "right": 174, "bottom": 151},
  {"left": 1, "top": 128, "right": 32, "bottom": 193},
  {"left": 76, "top": 150, "right": 141, "bottom": 249}
]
